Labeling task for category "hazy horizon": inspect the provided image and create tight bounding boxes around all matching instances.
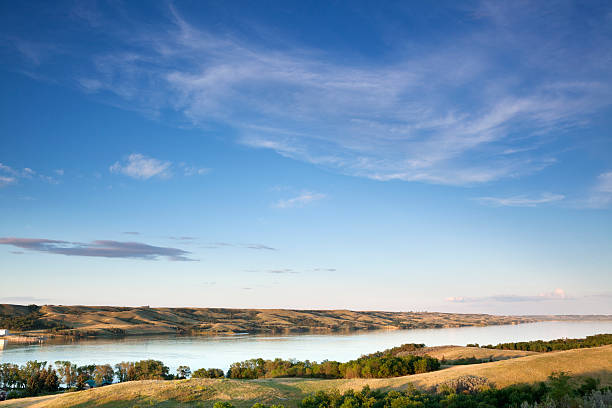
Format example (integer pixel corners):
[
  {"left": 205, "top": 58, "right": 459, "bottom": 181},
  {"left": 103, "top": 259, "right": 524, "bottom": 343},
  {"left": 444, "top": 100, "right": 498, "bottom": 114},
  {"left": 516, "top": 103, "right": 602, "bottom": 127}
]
[{"left": 1, "top": 1, "right": 611, "bottom": 315}]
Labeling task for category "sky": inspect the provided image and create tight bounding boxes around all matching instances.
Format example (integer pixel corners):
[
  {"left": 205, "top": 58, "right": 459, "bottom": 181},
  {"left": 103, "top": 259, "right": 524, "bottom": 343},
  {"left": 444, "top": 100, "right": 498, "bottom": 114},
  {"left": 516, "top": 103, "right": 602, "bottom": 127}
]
[{"left": 0, "top": 0, "right": 611, "bottom": 315}]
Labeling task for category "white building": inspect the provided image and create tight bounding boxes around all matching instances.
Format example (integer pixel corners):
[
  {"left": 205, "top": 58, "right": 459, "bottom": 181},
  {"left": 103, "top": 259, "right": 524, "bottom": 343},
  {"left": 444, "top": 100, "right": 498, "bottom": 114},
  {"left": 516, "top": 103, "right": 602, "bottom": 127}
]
[{"left": 0, "top": 329, "right": 9, "bottom": 336}]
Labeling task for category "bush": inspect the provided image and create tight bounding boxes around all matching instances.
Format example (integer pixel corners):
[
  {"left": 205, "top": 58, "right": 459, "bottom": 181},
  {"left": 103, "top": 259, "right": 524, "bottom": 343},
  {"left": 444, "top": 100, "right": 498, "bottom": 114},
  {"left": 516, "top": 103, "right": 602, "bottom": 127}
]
[
  {"left": 480, "top": 334, "right": 612, "bottom": 352},
  {"left": 437, "top": 375, "right": 493, "bottom": 394},
  {"left": 213, "top": 402, "right": 235, "bottom": 408},
  {"left": 192, "top": 368, "right": 225, "bottom": 378}
]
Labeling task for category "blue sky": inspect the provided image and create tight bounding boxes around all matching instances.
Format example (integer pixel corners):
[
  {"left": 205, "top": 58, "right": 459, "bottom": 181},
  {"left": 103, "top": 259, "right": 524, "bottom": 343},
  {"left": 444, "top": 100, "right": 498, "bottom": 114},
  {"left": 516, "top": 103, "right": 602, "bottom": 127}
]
[{"left": 0, "top": 0, "right": 611, "bottom": 314}]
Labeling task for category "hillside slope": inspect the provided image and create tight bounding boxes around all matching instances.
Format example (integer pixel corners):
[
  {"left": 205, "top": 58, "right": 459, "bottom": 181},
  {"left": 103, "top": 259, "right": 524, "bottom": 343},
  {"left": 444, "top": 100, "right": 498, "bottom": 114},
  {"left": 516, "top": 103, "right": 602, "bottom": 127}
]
[
  {"left": 398, "top": 345, "right": 536, "bottom": 361},
  {"left": 2, "top": 345, "right": 610, "bottom": 408},
  {"left": 1, "top": 304, "right": 610, "bottom": 338}
]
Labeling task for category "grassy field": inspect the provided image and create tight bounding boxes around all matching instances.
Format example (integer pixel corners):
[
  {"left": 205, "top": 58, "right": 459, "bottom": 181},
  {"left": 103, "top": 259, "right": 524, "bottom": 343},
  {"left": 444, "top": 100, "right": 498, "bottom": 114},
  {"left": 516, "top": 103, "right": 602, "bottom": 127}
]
[
  {"left": 2, "top": 345, "right": 610, "bottom": 408},
  {"left": 395, "top": 345, "right": 535, "bottom": 361}
]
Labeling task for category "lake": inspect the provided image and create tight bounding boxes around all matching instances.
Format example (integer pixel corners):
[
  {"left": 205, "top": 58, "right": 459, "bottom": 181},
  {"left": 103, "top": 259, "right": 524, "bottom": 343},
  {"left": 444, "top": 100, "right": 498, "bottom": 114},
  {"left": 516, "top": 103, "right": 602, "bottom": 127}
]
[{"left": 1, "top": 321, "right": 611, "bottom": 373}]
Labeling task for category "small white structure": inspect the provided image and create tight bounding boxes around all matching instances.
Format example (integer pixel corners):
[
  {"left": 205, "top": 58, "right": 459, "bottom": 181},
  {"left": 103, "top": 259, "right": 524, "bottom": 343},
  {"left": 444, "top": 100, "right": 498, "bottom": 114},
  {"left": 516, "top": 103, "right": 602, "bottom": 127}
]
[{"left": 0, "top": 329, "right": 9, "bottom": 336}]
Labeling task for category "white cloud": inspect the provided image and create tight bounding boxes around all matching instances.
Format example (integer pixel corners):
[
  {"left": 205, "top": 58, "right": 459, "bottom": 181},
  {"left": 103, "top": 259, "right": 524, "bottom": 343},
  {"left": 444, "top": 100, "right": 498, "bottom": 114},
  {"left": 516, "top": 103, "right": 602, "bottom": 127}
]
[
  {"left": 0, "top": 175, "right": 17, "bottom": 187},
  {"left": 8, "top": 2, "right": 612, "bottom": 186},
  {"left": 0, "top": 162, "right": 58, "bottom": 187},
  {"left": 476, "top": 193, "right": 565, "bottom": 207},
  {"left": 582, "top": 172, "right": 612, "bottom": 209},
  {"left": 182, "top": 166, "right": 210, "bottom": 176},
  {"left": 597, "top": 172, "right": 612, "bottom": 193},
  {"left": 82, "top": 4, "right": 608, "bottom": 186},
  {"left": 274, "top": 192, "right": 326, "bottom": 208},
  {"left": 0, "top": 163, "right": 17, "bottom": 175},
  {"left": 110, "top": 153, "right": 172, "bottom": 179},
  {"left": 446, "top": 288, "right": 569, "bottom": 303}
]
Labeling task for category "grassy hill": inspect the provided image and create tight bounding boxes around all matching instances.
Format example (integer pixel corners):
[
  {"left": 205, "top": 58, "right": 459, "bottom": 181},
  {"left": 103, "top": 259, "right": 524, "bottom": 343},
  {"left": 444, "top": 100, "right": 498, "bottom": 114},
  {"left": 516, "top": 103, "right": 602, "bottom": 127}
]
[
  {"left": 2, "top": 345, "right": 610, "bottom": 408},
  {"left": 1, "top": 304, "right": 609, "bottom": 338},
  {"left": 396, "top": 345, "right": 536, "bottom": 362}
]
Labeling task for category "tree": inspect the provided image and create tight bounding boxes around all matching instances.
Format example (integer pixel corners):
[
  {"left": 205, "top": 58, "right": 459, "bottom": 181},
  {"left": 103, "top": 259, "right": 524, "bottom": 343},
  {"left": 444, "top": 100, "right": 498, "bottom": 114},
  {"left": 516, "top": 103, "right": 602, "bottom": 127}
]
[
  {"left": 133, "top": 360, "right": 169, "bottom": 380},
  {"left": 114, "top": 362, "right": 136, "bottom": 382},
  {"left": 0, "top": 363, "right": 20, "bottom": 389},
  {"left": 93, "top": 364, "right": 115, "bottom": 385},
  {"left": 54, "top": 361, "right": 77, "bottom": 388},
  {"left": 176, "top": 365, "right": 191, "bottom": 379},
  {"left": 75, "top": 365, "right": 96, "bottom": 390},
  {"left": 192, "top": 368, "right": 225, "bottom": 378}
]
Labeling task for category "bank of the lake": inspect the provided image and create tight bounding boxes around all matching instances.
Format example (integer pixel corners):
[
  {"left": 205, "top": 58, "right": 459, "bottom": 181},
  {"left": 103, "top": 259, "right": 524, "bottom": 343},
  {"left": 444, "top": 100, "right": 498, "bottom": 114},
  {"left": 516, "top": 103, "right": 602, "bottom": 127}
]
[{"left": 1, "top": 320, "right": 611, "bottom": 374}]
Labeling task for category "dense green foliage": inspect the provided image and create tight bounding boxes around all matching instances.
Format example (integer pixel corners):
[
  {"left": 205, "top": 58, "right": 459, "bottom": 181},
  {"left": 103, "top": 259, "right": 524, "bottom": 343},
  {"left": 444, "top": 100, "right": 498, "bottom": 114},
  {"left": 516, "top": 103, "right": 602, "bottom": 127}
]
[
  {"left": 479, "top": 333, "right": 612, "bottom": 352},
  {"left": 214, "top": 373, "right": 612, "bottom": 408},
  {"left": 0, "top": 305, "right": 70, "bottom": 333},
  {"left": 442, "top": 356, "right": 492, "bottom": 366},
  {"left": 193, "top": 368, "right": 225, "bottom": 378},
  {"left": 0, "top": 305, "right": 53, "bottom": 331},
  {"left": 0, "top": 361, "right": 60, "bottom": 398},
  {"left": 364, "top": 343, "right": 426, "bottom": 357},
  {"left": 227, "top": 354, "right": 440, "bottom": 379},
  {"left": 114, "top": 360, "right": 171, "bottom": 381}
]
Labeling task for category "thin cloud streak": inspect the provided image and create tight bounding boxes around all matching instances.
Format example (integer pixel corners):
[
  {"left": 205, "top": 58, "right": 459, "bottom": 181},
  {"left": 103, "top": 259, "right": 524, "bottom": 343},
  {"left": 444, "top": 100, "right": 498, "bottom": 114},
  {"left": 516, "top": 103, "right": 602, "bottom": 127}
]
[
  {"left": 275, "top": 192, "right": 326, "bottom": 208},
  {"left": 583, "top": 171, "right": 612, "bottom": 209},
  {"left": 202, "top": 242, "right": 277, "bottom": 251},
  {"left": 7, "top": 2, "right": 610, "bottom": 186},
  {"left": 476, "top": 193, "right": 565, "bottom": 207},
  {"left": 0, "top": 296, "right": 50, "bottom": 304},
  {"left": 0, "top": 237, "right": 195, "bottom": 261},
  {"left": 446, "top": 288, "right": 569, "bottom": 303}
]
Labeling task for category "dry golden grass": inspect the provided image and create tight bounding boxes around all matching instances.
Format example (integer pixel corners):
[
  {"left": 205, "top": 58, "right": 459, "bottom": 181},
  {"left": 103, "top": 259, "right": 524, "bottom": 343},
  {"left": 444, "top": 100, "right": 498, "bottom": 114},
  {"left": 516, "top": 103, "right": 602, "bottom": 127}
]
[
  {"left": 0, "top": 303, "right": 564, "bottom": 337},
  {"left": 289, "top": 345, "right": 612, "bottom": 394},
  {"left": 398, "top": 345, "right": 535, "bottom": 361},
  {"left": 2, "top": 345, "right": 610, "bottom": 408}
]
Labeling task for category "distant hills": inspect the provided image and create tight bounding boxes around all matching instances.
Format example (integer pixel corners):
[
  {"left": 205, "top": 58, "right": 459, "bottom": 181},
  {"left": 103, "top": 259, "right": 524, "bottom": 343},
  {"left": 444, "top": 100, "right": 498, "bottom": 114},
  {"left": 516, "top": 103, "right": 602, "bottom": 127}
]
[{"left": 1, "top": 303, "right": 610, "bottom": 338}]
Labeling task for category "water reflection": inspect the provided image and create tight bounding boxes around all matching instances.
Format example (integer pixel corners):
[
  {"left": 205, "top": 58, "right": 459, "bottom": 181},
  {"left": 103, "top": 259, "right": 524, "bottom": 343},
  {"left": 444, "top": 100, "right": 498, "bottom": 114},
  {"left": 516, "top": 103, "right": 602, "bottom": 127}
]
[{"left": 0, "top": 321, "right": 610, "bottom": 373}]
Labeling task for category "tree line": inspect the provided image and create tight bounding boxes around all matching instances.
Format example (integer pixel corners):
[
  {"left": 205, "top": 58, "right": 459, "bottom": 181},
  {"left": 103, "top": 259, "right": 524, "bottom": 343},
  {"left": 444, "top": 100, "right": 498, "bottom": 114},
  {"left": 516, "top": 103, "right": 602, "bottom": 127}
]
[
  {"left": 226, "top": 354, "right": 440, "bottom": 379},
  {"left": 0, "top": 345, "right": 440, "bottom": 399},
  {"left": 468, "top": 333, "right": 612, "bottom": 352}
]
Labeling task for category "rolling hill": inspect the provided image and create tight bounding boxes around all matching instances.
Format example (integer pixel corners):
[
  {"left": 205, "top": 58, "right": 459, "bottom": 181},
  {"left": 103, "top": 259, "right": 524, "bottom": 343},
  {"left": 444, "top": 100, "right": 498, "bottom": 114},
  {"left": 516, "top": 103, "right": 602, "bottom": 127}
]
[
  {"left": 2, "top": 345, "right": 610, "bottom": 408},
  {"left": 1, "top": 304, "right": 609, "bottom": 338}
]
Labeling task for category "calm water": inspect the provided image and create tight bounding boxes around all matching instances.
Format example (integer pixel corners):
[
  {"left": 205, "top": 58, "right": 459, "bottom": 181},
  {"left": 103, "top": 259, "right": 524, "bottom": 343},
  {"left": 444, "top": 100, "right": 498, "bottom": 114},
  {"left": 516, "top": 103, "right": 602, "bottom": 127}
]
[{"left": 1, "top": 321, "right": 611, "bottom": 373}]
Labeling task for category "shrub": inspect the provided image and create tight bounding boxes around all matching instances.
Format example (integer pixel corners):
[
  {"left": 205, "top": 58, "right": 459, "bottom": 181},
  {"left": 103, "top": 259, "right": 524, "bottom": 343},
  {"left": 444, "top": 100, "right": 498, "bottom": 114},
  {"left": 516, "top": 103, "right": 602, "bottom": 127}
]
[
  {"left": 437, "top": 375, "right": 493, "bottom": 394},
  {"left": 192, "top": 368, "right": 225, "bottom": 378}
]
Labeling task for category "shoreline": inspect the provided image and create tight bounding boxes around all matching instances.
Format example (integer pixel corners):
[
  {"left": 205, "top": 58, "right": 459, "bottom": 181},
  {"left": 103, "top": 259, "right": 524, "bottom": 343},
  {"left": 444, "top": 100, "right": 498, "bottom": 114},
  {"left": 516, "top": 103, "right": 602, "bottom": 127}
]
[{"left": 2, "top": 303, "right": 611, "bottom": 342}]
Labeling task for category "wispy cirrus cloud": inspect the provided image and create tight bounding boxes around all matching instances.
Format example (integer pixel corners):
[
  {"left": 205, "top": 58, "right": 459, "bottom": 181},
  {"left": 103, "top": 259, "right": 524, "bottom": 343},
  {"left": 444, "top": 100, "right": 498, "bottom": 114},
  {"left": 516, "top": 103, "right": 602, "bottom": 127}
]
[
  {"left": 247, "top": 267, "right": 335, "bottom": 274},
  {"left": 476, "top": 193, "right": 565, "bottom": 207},
  {"left": 267, "top": 269, "right": 298, "bottom": 274},
  {"left": 0, "top": 296, "right": 50, "bottom": 304},
  {"left": 3, "top": 2, "right": 610, "bottom": 186},
  {"left": 0, "top": 175, "right": 16, "bottom": 187},
  {"left": 181, "top": 165, "right": 210, "bottom": 176},
  {"left": 202, "top": 242, "right": 277, "bottom": 251},
  {"left": 584, "top": 171, "right": 612, "bottom": 209},
  {"left": 109, "top": 153, "right": 210, "bottom": 181},
  {"left": 0, "top": 237, "right": 195, "bottom": 261},
  {"left": 274, "top": 192, "right": 326, "bottom": 208},
  {"left": 446, "top": 288, "right": 568, "bottom": 303}
]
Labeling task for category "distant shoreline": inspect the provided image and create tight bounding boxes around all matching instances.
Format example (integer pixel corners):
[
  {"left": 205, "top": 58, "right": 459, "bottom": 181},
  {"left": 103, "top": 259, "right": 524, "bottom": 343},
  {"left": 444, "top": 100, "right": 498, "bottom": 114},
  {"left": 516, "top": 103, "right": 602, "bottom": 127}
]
[{"left": 2, "top": 303, "right": 611, "bottom": 340}]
